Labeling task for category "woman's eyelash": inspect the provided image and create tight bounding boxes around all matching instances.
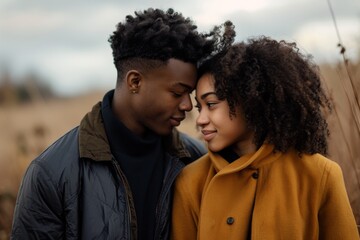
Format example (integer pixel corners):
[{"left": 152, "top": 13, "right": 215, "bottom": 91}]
[{"left": 195, "top": 102, "right": 217, "bottom": 111}]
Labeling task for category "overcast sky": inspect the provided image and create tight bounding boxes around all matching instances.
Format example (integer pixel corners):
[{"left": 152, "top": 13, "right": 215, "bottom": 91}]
[{"left": 0, "top": 0, "right": 359, "bottom": 96}]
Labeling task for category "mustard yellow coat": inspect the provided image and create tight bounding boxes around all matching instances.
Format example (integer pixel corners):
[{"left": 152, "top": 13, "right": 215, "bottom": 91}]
[{"left": 171, "top": 144, "right": 359, "bottom": 240}]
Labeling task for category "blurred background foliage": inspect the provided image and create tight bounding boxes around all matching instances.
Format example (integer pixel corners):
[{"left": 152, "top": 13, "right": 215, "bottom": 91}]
[
  {"left": 1, "top": 2, "right": 360, "bottom": 235},
  {"left": 0, "top": 49, "right": 359, "bottom": 239}
]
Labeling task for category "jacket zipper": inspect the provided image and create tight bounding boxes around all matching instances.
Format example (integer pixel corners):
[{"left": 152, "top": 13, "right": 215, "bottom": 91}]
[
  {"left": 154, "top": 156, "right": 185, "bottom": 239},
  {"left": 111, "top": 159, "right": 138, "bottom": 240}
]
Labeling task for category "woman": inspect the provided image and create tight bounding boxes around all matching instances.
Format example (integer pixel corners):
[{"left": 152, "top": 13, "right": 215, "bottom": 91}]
[{"left": 171, "top": 36, "right": 359, "bottom": 239}]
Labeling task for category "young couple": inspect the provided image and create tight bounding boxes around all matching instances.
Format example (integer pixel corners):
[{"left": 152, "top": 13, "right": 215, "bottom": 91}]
[{"left": 11, "top": 8, "right": 359, "bottom": 240}]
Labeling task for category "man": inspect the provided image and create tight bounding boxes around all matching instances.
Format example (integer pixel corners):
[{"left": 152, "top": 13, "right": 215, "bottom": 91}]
[{"left": 11, "top": 8, "right": 216, "bottom": 239}]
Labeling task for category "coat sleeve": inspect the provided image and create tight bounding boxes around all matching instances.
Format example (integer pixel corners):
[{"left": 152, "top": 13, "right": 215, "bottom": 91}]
[
  {"left": 11, "top": 161, "right": 64, "bottom": 239},
  {"left": 171, "top": 172, "right": 198, "bottom": 240},
  {"left": 318, "top": 161, "right": 360, "bottom": 239}
]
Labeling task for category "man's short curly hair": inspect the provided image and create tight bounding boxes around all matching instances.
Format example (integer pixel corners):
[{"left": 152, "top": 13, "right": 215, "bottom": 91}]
[
  {"left": 199, "top": 36, "right": 332, "bottom": 155},
  {"left": 108, "top": 8, "right": 216, "bottom": 81}
]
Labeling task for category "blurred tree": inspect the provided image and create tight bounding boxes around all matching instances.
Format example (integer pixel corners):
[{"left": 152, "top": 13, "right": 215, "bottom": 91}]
[{"left": 0, "top": 68, "right": 56, "bottom": 106}]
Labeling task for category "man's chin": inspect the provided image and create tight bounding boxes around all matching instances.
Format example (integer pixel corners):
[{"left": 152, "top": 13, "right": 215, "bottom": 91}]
[
  {"left": 147, "top": 120, "right": 179, "bottom": 136},
  {"left": 150, "top": 125, "right": 174, "bottom": 136}
]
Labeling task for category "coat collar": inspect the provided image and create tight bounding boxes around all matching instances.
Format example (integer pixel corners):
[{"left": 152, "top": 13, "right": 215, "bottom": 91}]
[
  {"left": 78, "top": 101, "right": 191, "bottom": 161},
  {"left": 209, "top": 144, "right": 282, "bottom": 175}
]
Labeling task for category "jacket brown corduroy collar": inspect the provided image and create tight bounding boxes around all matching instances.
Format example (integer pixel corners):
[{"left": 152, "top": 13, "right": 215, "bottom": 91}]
[{"left": 78, "top": 102, "right": 191, "bottom": 161}]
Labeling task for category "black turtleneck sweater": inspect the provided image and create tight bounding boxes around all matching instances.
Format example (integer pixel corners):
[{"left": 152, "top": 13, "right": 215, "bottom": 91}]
[
  {"left": 101, "top": 90, "right": 165, "bottom": 240},
  {"left": 219, "top": 147, "right": 239, "bottom": 163}
]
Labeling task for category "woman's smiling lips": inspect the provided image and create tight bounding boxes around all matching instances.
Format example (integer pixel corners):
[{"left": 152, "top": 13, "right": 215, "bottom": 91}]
[{"left": 201, "top": 129, "right": 217, "bottom": 141}]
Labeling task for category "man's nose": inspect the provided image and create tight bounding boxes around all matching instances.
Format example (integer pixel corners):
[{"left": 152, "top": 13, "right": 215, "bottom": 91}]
[{"left": 179, "top": 94, "right": 193, "bottom": 112}]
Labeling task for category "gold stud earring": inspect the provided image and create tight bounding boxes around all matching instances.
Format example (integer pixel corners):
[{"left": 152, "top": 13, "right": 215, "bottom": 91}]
[{"left": 132, "top": 90, "right": 137, "bottom": 94}]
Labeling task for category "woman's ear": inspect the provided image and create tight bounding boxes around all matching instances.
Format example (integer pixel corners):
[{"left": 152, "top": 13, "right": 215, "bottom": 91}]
[{"left": 125, "top": 70, "right": 142, "bottom": 94}]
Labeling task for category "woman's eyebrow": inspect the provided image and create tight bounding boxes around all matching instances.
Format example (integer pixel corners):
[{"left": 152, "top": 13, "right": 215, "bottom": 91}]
[{"left": 199, "top": 92, "right": 217, "bottom": 100}]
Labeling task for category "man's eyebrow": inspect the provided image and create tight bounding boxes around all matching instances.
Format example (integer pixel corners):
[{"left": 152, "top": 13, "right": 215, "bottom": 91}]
[{"left": 173, "top": 82, "right": 195, "bottom": 92}]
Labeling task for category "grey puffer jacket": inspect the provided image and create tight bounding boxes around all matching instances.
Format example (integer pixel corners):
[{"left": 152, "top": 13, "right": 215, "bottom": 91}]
[{"left": 11, "top": 102, "right": 206, "bottom": 240}]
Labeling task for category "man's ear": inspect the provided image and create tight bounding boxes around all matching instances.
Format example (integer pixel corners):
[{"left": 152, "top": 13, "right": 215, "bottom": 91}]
[{"left": 125, "top": 70, "right": 142, "bottom": 93}]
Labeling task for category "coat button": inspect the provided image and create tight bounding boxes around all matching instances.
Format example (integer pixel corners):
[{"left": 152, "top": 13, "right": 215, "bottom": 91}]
[
  {"left": 226, "top": 217, "right": 234, "bottom": 225},
  {"left": 252, "top": 172, "right": 259, "bottom": 179}
]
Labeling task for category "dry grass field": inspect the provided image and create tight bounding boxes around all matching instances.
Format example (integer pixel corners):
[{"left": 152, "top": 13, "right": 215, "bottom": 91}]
[{"left": 0, "top": 63, "right": 359, "bottom": 237}]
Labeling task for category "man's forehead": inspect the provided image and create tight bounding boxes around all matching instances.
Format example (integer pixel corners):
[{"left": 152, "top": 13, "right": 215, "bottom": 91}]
[{"left": 173, "top": 82, "right": 194, "bottom": 89}]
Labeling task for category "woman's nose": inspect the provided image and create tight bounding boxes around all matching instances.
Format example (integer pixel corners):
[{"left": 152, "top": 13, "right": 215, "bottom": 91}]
[{"left": 196, "top": 109, "right": 209, "bottom": 126}]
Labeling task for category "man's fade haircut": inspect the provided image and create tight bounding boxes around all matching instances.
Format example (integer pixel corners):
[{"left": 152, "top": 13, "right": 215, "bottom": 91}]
[
  {"left": 199, "top": 36, "right": 332, "bottom": 155},
  {"left": 108, "top": 8, "right": 216, "bottom": 83}
]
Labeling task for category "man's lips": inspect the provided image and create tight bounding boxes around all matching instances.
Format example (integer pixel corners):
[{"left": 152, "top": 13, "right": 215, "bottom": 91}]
[
  {"left": 170, "top": 117, "right": 185, "bottom": 126},
  {"left": 201, "top": 129, "right": 216, "bottom": 141}
]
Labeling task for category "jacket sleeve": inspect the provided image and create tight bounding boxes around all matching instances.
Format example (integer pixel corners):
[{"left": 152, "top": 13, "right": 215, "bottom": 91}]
[
  {"left": 318, "top": 161, "right": 360, "bottom": 239},
  {"left": 11, "top": 161, "right": 64, "bottom": 239},
  {"left": 171, "top": 172, "right": 198, "bottom": 240}
]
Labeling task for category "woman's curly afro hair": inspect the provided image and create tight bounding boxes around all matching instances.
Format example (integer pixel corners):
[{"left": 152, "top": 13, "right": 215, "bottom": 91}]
[
  {"left": 108, "top": 8, "right": 215, "bottom": 68},
  {"left": 199, "top": 36, "right": 332, "bottom": 155}
]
